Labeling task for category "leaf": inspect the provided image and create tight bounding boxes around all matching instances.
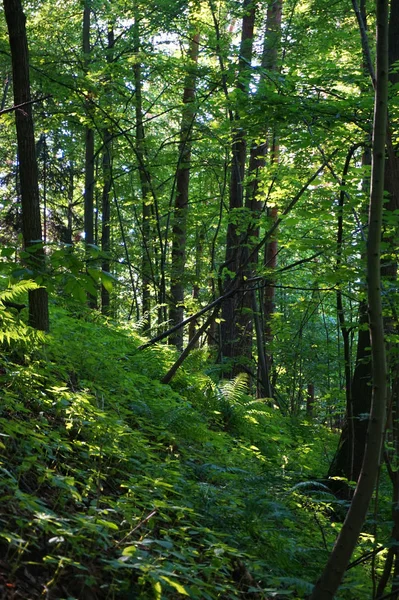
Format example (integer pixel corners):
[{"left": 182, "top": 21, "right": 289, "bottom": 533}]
[
  {"left": 100, "top": 271, "right": 118, "bottom": 292},
  {"left": 96, "top": 519, "right": 119, "bottom": 530},
  {"left": 121, "top": 545, "right": 137, "bottom": 556},
  {"left": 152, "top": 581, "right": 162, "bottom": 600},
  {"left": 1, "top": 247, "right": 15, "bottom": 258},
  {"left": 159, "top": 576, "right": 189, "bottom": 596},
  {"left": 87, "top": 268, "right": 101, "bottom": 282}
]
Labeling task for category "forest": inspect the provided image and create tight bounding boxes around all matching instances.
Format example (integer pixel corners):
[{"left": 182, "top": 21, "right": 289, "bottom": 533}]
[{"left": 0, "top": 0, "right": 397, "bottom": 597}]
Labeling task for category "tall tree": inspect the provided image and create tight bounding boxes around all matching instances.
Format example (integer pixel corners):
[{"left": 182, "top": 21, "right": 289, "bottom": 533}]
[
  {"left": 101, "top": 24, "right": 114, "bottom": 315},
  {"left": 169, "top": 26, "right": 200, "bottom": 350},
  {"left": 133, "top": 9, "right": 153, "bottom": 328},
  {"left": 245, "top": 0, "right": 282, "bottom": 395},
  {"left": 83, "top": 0, "right": 96, "bottom": 308},
  {"left": 220, "top": 0, "right": 257, "bottom": 374},
  {"left": 310, "top": 0, "right": 389, "bottom": 596},
  {"left": 3, "top": 0, "right": 49, "bottom": 331}
]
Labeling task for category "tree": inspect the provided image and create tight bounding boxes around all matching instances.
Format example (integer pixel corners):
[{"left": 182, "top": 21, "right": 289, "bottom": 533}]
[
  {"left": 83, "top": 0, "right": 96, "bottom": 308},
  {"left": 310, "top": 0, "right": 389, "bottom": 595},
  {"left": 3, "top": 0, "right": 49, "bottom": 331},
  {"left": 169, "top": 25, "right": 200, "bottom": 350},
  {"left": 100, "top": 23, "right": 114, "bottom": 316},
  {"left": 220, "top": 0, "right": 257, "bottom": 375}
]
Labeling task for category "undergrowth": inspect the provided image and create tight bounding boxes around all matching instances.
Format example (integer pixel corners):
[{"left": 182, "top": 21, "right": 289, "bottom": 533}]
[{"left": 0, "top": 298, "right": 383, "bottom": 599}]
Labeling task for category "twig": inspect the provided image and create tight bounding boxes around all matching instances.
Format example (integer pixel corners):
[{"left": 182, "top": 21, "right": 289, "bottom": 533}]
[
  {"left": 0, "top": 94, "right": 51, "bottom": 116},
  {"left": 115, "top": 510, "right": 157, "bottom": 547}
]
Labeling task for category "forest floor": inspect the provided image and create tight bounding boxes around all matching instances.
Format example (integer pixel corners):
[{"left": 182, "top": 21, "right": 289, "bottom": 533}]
[{"left": 0, "top": 306, "right": 381, "bottom": 599}]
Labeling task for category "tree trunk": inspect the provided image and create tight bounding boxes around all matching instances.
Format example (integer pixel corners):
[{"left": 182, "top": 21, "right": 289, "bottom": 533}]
[
  {"left": 244, "top": 0, "right": 282, "bottom": 392},
  {"left": 220, "top": 0, "right": 256, "bottom": 374},
  {"left": 133, "top": 11, "right": 154, "bottom": 329},
  {"left": 188, "top": 227, "right": 204, "bottom": 345},
  {"left": 101, "top": 25, "right": 114, "bottom": 315},
  {"left": 3, "top": 0, "right": 49, "bottom": 331},
  {"left": 83, "top": 0, "right": 96, "bottom": 308},
  {"left": 261, "top": 0, "right": 282, "bottom": 384},
  {"left": 328, "top": 301, "right": 371, "bottom": 486},
  {"left": 169, "top": 28, "right": 200, "bottom": 350},
  {"left": 306, "top": 383, "right": 315, "bottom": 418},
  {"left": 329, "top": 0, "right": 399, "bottom": 488},
  {"left": 310, "top": 0, "right": 388, "bottom": 596}
]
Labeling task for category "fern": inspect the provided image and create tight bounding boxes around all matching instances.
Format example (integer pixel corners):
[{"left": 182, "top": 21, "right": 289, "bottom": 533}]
[
  {"left": 0, "top": 282, "right": 44, "bottom": 345},
  {"left": 219, "top": 372, "right": 249, "bottom": 405},
  {"left": 0, "top": 280, "right": 38, "bottom": 303},
  {"left": 289, "top": 481, "right": 334, "bottom": 495}
]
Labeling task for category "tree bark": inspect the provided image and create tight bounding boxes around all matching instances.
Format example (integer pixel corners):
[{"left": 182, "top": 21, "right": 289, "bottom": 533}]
[
  {"left": 3, "top": 0, "right": 49, "bottom": 331},
  {"left": 310, "top": 0, "right": 388, "bottom": 596},
  {"left": 101, "top": 25, "right": 114, "bottom": 315},
  {"left": 83, "top": 0, "right": 96, "bottom": 308},
  {"left": 328, "top": 301, "right": 371, "bottom": 486},
  {"left": 169, "top": 28, "right": 200, "bottom": 350},
  {"left": 133, "top": 11, "right": 154, "bottom": 329},
  {"left": 220, "top": 0, "right": 256, "bottom": 374}
]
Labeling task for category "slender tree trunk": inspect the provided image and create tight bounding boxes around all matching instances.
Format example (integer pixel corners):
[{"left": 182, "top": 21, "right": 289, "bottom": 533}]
[
  {"left": 374, "top": 3, "right": 399, "bottom": 594},
  {"left": 261, "top": 0, "right": 282, "bottom": 383},
  {"left": 3, "top": 0, "right": 49, "bottom": 331},
  {"left": 188, "top": 227, "right": 204, "bottom": 345},
  {"left": 101, "top": 126, "right": 112, "bottom": 314},
  {"left": 169, "top": 28, "right": 200, "bottom": 350},
  {"left": 328, "top": 301, "right": 371, "bottom": 486},
  {"left": 83, "top": 0, "right": 96, "bottom": 308},
  {"left": 330, "top": 0, "right": 399, "bottom": 489},
  {"left": 310, "top": 0, "right": 388, "bottom": 596},
  {"left": 306, "top": 383, "right": 315, "bottom": 418},
  {"left": 101, "top": 25, "right": 114, "bottom": 315},
  {"left": 244, "top": 0, "right": 282, "bottom": 392},
  {"left": 221, "top": 0, "right": 256, "bottom": 374},
  {"left": 133, "top": 11, "right": 154, "bottom": 328}
]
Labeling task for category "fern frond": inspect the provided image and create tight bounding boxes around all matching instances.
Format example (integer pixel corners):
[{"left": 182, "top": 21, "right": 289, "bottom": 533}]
[
  {"left": 0, "top": 282, "right": 44, "bottom": 346},
  {"left": 220, "top": 373, "right": 249, "bottom": 405},
  {"left": 0, "top": 280, "right": 38, "bottom": 304},
  {"left": 289, "top": 481, "right": 334, "bottom": 495}
]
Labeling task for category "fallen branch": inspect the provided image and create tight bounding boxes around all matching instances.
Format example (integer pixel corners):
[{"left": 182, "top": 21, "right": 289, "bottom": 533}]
[{"left": 162, "top": 307, "right": 219, "bottom": 384}]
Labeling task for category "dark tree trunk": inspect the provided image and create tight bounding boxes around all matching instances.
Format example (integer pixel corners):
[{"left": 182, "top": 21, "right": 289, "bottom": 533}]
[
  {"left": 244, "top": 0, "right": 282, "bottom": 392},
  {"left": 133, "top": 13, "right": 154, "bottom": 328},
  {"left": 188, "top": 228, "right": 204, "bottom": 346},
  {"left": 373, "top": 4, "right": 399, "bottom": 595},
  {"left": 220, "top": 0, "right": 256, "bottom": 374},
  {"left": 261, "top": 0, "right": 282, "bottom": 384},
  {"left": 101, "top": 128, "right": 112, "bottom": 314},
  {"left": 169, "top": 29, "right": 200, "bottom": 350},
  {"left": 310, "top": 0, "right": 389, "bottom": 595},
  {"left": 3, "top": 0, "right": 49, "bottom": 331},
  {"left": 328, "top": 301, "right": 371, "bottom": 485},
  {"left": 101, "top": 25, "right": 114, "bottom": 315},
  {"left": 329, "top": 0, "right": 399, "bottom": 488},
  {"left": 83, "top": 0, "right": 96, "bottom": 308}
]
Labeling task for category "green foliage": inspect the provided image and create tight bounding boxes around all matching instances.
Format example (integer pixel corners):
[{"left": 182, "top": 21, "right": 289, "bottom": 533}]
[
  {"left": 0, "top": 0, "right": 394, "bottom": 594},
  {"left": 0, "top": 303, "right": 379, "bottom": 599},
  {"left": 0, "top": 281, "right": 44, "bottom": 346}
]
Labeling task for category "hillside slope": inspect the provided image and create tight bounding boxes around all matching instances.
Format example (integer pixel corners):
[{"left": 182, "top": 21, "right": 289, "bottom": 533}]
[{"left": 0, "top": 306, "right": 369, "bottom": 599}]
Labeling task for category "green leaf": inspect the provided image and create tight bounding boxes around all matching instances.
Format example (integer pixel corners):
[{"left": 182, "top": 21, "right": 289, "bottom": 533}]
[
  {"left": 1, "top": 247, "right": 15, "bottom": 258},
  {"left": 100, "top": 271, "right": 118, "bottom": 293},
  {"left": 159, "top": 576, "right": 190, "bottom": 596},
  {"left": 121, "top": 545, "right": 137, "bottom": 556},
  {"left": 97, "top": 519, "right": 119, "bottom": 530},
  {"left": 152, "top": 581, "right": 162, "bottom": 600}
]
